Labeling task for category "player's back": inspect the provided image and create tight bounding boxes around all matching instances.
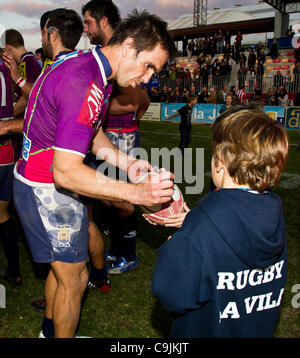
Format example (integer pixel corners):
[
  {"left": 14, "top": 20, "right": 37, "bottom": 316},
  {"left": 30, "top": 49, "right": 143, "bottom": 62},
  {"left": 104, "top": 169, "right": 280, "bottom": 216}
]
[{"left": 0, "top": 59, "right": 13, "bottom": 120}]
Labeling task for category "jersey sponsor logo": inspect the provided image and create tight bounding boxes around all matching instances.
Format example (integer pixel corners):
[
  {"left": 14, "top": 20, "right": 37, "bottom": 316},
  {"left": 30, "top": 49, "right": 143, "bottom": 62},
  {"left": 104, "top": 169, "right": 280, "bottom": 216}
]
[
  {"left": 19, "top": 62, "right": 27, "bottom": 80},
  {"left": 78, "top": 81, "right": 104, "bottom": 129},
  {"left": 22, "top": 132, "right": 31, "bottom": 161}
]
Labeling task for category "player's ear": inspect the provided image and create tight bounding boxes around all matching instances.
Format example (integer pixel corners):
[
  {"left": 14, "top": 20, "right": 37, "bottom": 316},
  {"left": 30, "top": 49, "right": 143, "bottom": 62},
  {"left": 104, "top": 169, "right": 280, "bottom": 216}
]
[{"left": 121, "top": 37, "right": 135, "bottom": 57}]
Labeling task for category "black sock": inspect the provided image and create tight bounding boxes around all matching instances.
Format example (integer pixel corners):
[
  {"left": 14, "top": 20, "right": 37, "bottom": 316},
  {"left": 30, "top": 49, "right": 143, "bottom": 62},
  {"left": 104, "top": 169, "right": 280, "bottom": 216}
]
[
  {"left": 0, "top": 218, "right": 20, "bottom": 277},
  {"left": 119, "top": 212, "right": 137, "bottom": 262},
  {"left": 42, "top": 316, "right": 54, "bottom": 338},
  {"left": 90, "top": 267, "right": 107, "bottom": 282}
]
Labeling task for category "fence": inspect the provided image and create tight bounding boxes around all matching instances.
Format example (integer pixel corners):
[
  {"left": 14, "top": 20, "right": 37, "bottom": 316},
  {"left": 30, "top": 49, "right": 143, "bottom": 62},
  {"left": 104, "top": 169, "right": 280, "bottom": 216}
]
[{"left": 158, "top": 73, "right": 300, "bottom": 94}]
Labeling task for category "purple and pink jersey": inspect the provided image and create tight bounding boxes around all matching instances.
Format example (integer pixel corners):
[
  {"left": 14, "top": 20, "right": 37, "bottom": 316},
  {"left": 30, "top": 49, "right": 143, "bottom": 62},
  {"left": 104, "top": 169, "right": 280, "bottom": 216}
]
[
  {"left": 15, "top": 52, "right": 43, "bottom": 104},
  {"left": 0, "top": 59, "right": 20, "bottom": 164},
  {"left": 104, "top": 111, "right": 139, "bottom": 133},
  {"left": 15, "top": 46, "right": 113, "bottom": 186}
]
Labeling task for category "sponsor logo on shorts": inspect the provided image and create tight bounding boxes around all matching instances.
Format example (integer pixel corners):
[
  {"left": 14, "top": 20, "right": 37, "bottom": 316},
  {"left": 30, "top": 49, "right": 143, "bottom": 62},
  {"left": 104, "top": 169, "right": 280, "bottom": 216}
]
[{"left": 57, "top": 225, "right": 71, "bottom": 247}]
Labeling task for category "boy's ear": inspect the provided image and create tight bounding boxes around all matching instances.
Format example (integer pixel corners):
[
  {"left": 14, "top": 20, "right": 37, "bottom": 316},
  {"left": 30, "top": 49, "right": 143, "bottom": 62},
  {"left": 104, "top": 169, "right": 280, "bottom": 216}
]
[{"left": 215, "top": 157, "right": 225, "bottom": 173}]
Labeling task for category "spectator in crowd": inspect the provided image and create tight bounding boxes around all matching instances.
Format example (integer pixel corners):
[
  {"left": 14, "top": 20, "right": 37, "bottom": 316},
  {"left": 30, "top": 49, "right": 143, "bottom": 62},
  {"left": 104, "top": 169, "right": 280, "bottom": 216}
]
[
  {"left": 166, "top": 87, "right": 175, "bottom": 103},
  {"left": 238, "top": 63, "right": 247, "bottom": 89},
  {"left": 174, "top": 88, "right": 184, "bottom": 103},
  {"left": 216, "top": 29, "right": 224, "bottom": 54},
  {"left": 224, "top": 30, "right": 231, "bottom": 46},
  {"left": 148, "top": 87, "right": 161, "bottom": 103},
  {"left": 201, "top": 63, "right": 209, "bottom": 88},
  {"left": 182, "top": 36, "right": 188, "bottom": 57},
  {"left": 198, "top": 86, "right": 209, "bottom": 103},
  {"left": 230, "top": 85, "right": 239, "bottom": 104},
  {"left": 184, "top": 68, "right": 191, "bottom": 87},
  {"left": 187, "top": 39, "right": 194, "bottom": 60},
  {"left": 256, "top": 61, "right": 264, "bottom": 91},
  {"left": 284, "top": 69, "right": 292, "bottom": 93},
  {"left": 265, "top": 88, "right": 278, "bottom": 106},
  {"left": 248, "top": 65, "right": 256, "bottom": 93},
  {"left": 247, "top": 48, "right": 256, "bottom": 69},
  {"left": 160, "top": 85, "right": 169, "bottom": 103},
  {"left": 219, "top": 94, "right": 233, "bottom": 114},
  {"left": 274, "top": 70, "right": 284, "bottom": 90},
  {"left": 256, "top": 41, "right": 264, "bottom": 57},
  {"left": 182, "top": 87, "right": 190, "bottom": 103},
  {"left": 206, "top": 88, "right": 217, "bottom": 104},
  {"left": 270, "top": 38, "right": 279, "bottom": 60},
  {"left": 257, "top": 48, "right": 266, "bottom": 64},
  {"left": 235, "top": 31, "right": 242, "bottom": 49},
  {"left": 236, "top": 85, "right": 248, "bottom": 104},
  {"left": 294, "top": 89, "right": 300, "bottom": 106},
  {"left": 286, "top": 26, "right": 295, "bottom": 38},
  {"left": 278, "top": 87, "right": 289, "bottom": 107}
]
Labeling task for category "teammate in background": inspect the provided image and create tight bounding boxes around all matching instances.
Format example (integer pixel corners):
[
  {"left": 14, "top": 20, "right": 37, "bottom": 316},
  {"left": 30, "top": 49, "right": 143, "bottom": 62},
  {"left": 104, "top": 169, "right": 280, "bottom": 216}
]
[
  {"left": 82, "top": 0, "right": 151, "bottom": 277},
  {"left": 0, "top": 29, "right": 42, "bottom": 131},
  {"left": 13, "top": 9, "right": 176, "bottom": 338},
  {"left": 103, "top": 85, "right": 150, "bottom": 274},
  {"left": 0, "top": 49, "right": 22, "bottom": 287},
  {"left": 152, "top": 105, "right": 289, "bottom": 338},
  {"left": 166, "top": 93, "right": 198, "bottom": 154}
]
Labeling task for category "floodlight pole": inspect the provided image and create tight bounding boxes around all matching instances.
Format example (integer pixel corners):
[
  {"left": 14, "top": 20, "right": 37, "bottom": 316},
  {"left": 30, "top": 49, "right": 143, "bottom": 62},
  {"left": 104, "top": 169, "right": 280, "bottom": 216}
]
[{"left": 193, "top": 0, "right": 208, "bottom": 27}]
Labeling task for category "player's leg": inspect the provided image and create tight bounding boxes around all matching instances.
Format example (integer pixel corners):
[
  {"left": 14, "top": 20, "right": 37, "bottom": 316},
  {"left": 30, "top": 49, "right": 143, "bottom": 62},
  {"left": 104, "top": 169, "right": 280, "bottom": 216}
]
[
  {"left": 104, "top": 131, "right": 138, "bottom": 274},
  {"left": 50, "top": 260, "right": 88, "bottom": 338},
  {"left": 0, "top": 165, "right": 21, "bottom": 286},
  {"left": 87, "top": 204, "right": 110, "bottom": 290}
]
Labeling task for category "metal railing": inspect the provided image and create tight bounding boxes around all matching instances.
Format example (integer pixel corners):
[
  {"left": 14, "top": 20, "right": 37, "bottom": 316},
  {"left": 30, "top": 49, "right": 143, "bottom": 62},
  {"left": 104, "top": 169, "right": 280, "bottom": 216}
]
[{"left": 158, "top": 73, "right": 300, "bottom": 95}]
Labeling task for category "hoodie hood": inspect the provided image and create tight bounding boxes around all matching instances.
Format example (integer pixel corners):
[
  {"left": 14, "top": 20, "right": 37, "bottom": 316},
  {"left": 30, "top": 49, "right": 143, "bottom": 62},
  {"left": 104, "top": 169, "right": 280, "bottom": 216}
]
[{"left": 198, "top": 189, "right": 285, "bottom": 269}]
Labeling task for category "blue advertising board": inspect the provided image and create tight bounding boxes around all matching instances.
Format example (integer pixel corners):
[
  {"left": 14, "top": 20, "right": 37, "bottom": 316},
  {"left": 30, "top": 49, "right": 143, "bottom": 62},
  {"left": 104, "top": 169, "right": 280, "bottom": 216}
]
[
  {"left": 161, "top": 103, "right": 217, "bottom": 123},
  {"left": 264, "top": 106, "right": 286, "bottom": 126}
]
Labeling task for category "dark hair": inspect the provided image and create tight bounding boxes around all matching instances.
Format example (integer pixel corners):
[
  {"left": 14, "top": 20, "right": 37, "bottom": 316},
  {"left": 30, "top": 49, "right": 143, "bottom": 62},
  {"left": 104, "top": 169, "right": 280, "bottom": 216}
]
[
  {"left": 4, "top": 29, "right": 24, "bottom": 48},
  {"left": 47, "top": 8, "right": 83, "bottom": 50},
  {"left": 82, "top": 0, "right": 121, "bottom": 30},
  {"left": 108, "top": 9, "right": 177, "bottom": 59},
  {"left": 40, "top": 10, "right": 53, "bottom": 30}
]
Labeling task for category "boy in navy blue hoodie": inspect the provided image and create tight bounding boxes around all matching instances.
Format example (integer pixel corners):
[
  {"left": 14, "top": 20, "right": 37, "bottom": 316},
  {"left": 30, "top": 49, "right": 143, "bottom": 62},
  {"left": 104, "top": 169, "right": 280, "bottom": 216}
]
[{"left": 152, "top": 106, "right": 289, "bottom": 338}]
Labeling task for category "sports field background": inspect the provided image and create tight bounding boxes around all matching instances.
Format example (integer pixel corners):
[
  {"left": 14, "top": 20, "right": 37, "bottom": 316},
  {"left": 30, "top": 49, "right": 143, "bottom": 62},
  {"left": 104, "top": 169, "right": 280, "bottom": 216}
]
[{"left": 0, "top": 121, "right": 299, "bottom": 338}]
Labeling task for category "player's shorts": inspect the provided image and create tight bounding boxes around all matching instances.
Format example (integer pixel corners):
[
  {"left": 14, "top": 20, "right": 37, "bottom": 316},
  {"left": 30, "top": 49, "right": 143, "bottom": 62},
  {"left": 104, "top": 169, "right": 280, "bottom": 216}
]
[
  {"left": 0, "top": 164, "right": 15, "bottom": 201},
  {"left": 105, "top": 130, "right": 140, "bottom": 154},
  {"left": 13, "top": 179, "right": 89, "bottom": 264}
]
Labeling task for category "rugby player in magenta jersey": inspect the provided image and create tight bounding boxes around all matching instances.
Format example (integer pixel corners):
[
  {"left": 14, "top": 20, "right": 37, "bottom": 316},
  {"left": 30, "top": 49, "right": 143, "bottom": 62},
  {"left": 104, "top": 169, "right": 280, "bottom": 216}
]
[
  {"left": 13, "top": 9, "right": 176, "bottom": 338},
  {"left": 82, "top": 0, "right": 152, "bottom": 277},
  {"left": 0, "top": 51, "right": 22, "bottom": 287}
]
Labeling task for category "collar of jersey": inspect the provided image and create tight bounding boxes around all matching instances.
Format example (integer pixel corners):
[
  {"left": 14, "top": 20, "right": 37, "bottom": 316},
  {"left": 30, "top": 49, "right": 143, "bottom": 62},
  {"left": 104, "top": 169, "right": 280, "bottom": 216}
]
[
  {"left": 93, "top": 45, "right": 112, "bottom": 86},
  {"left": 55, "top": 50, "right": 75, "bottom": 61},
  {"left": 20, "top": 51, "right": 34, "bottom": 62}
]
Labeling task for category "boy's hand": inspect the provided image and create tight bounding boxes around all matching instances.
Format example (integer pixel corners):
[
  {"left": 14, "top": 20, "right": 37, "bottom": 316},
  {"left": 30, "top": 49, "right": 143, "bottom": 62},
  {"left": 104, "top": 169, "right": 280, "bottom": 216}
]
[{"left": 142, "top": 202, "right": 190, "bottom": 228}]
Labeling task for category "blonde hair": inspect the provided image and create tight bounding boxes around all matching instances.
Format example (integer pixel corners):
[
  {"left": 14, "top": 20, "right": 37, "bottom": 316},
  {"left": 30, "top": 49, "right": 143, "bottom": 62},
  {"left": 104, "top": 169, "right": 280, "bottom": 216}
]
[{"left": 211, "top": 107, "right": 289, "bottom": 193}]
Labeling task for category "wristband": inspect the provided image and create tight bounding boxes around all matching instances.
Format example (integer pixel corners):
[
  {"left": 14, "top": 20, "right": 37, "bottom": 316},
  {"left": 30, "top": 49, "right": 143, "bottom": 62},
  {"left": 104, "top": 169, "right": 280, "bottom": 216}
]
[{"left": 16, "top": 77, "right": 26, "bottom": 88}]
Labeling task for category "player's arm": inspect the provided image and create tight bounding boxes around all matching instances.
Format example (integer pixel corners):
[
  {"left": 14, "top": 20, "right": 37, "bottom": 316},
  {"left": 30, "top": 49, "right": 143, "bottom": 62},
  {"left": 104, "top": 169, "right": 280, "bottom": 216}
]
[
  {"left": 108, "top": 85, "right": 141, "bottom": 115},
  {"left": 91, "top": 127, "right": 152, "bottom": 183},
  {"left": 0, "top": 118, "right": 24, "bottom": 135},
  {"left": 52, "top": 150, "right": 174, "bottom": 206},
  {"left": 13, "top": 95, "right": 28, "bottom": 117},
  {"left": 135, "top": 88, "right": 150, "bottom": 121}
]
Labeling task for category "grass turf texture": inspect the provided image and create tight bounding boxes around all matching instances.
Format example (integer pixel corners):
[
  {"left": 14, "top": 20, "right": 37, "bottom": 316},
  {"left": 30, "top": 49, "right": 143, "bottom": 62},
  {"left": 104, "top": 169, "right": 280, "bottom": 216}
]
[{"left": 0, "top": 121, "right": 299, "bottom": 338}]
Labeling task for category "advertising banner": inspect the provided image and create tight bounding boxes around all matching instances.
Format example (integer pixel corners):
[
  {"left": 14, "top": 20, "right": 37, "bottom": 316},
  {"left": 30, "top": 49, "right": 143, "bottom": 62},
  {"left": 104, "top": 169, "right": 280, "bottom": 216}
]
[
  {"left": 285, "top": 107, "right": 300, "bottom": 130},
  {"left": 264, "top": 106, "right": 285, "bottom": 126},
  {"left": 161, "top": 103, "right": 216, "bottom": 123},
  {"left": 140, "top": 103, "right": 161, "bottom": 121}
]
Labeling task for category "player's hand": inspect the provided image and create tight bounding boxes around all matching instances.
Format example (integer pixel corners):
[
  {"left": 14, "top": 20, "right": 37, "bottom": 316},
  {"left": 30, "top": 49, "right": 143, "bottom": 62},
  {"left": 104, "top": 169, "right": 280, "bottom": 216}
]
[
  {"left": 128, "top": 159, "right": 154, "bottom": 183},
  {"left": 2, "top": 52, "right": 20, "bottom": 83},
  {"left": 163, "top": 202, "right": 190, "bottom": 228},
  {"left": 135, "top": 170, "right": 174, "bottom": 207},
  {"left": 0, "top": 121, "right": 10, "bottom": 136}
]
